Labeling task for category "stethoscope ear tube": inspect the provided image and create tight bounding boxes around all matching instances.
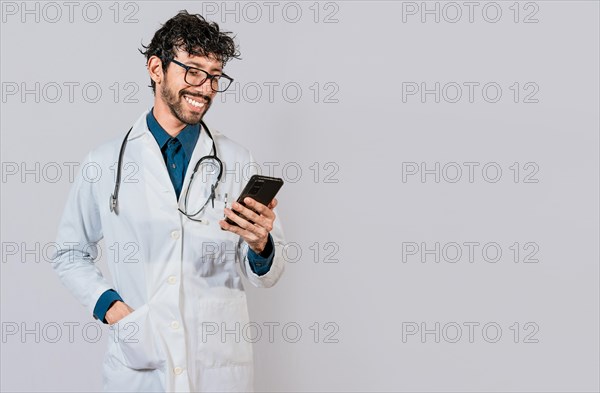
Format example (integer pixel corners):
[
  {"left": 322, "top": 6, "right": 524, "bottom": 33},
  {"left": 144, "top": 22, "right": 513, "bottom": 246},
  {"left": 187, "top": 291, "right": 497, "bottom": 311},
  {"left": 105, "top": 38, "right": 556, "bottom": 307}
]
[{"left": 110, "top": 126, "right": 133, "bottom": 215}]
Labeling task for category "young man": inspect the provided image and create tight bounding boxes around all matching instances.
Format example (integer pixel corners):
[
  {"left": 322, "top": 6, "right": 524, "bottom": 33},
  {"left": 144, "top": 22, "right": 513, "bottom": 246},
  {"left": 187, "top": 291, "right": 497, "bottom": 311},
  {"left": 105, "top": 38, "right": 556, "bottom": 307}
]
[{"left": 52, "top": 11, "right": 285, "bottom": 392}]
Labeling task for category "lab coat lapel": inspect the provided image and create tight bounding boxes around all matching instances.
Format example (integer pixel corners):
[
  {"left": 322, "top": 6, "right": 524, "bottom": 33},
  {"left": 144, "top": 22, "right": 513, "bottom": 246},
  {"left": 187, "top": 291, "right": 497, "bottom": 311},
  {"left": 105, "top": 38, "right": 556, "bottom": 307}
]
[{"left": 128, "top": 110, "right": 178, "bottom": 201}]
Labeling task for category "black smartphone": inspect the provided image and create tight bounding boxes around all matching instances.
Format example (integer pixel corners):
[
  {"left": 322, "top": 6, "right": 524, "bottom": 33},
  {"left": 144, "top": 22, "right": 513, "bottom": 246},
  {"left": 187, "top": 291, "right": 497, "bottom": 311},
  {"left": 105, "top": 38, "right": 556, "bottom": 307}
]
[{"left": 225, "top": 175, "right": 284, "bottom": 226}]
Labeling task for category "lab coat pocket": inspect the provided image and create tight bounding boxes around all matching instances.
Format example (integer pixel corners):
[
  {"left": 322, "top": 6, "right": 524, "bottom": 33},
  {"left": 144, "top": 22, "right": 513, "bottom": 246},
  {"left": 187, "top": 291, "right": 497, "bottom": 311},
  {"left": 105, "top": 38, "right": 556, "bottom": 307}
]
[
  {"left": 194, "top": 200, "right": 240, "bottom": 273},
  {"left": 111, "top": 304, "right": 165, "bottom": 370},
  {"left": 195, "top": 297, "right": 254, "bottom": 369},
  {"left": 187, "top": 199, "right": 239, "bottom": 247},
  {"left": 209, "top": 200, "right": 238, "bottom": 240}
]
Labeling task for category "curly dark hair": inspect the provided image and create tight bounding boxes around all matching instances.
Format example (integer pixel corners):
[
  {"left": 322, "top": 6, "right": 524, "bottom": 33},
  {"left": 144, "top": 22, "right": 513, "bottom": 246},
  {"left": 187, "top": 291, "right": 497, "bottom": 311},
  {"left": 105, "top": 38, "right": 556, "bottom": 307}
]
[{"left": 140, "top": 10, "right": 240, "bottom": 93}]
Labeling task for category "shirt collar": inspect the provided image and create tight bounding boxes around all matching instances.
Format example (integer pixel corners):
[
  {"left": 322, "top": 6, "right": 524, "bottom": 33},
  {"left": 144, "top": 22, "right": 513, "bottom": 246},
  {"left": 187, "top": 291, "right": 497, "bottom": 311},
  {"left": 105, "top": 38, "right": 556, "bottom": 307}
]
[{"left": 146, "top": 108, "right": 200, "bottom": 158}]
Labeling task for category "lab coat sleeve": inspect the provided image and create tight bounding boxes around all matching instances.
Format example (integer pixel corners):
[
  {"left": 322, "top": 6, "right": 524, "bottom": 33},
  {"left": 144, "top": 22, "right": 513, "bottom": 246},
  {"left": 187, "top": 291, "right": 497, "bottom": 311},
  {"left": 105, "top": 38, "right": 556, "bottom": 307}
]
[
  {"left": 238, "top": 208, "right": 286, "bottom": 288},
  {"left": 237, "top": 154, "right": 286, "bottom": 288},
  {"left": 51, "top": 151, "right": 113, "bottom": 317}
]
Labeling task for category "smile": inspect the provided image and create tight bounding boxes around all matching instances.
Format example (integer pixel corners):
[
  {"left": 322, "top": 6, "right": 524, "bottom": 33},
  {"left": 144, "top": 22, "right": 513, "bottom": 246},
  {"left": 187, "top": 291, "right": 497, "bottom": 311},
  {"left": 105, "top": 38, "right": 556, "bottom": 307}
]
[{"left": 184, "top": 95, "right": 205, "bottom": 108}]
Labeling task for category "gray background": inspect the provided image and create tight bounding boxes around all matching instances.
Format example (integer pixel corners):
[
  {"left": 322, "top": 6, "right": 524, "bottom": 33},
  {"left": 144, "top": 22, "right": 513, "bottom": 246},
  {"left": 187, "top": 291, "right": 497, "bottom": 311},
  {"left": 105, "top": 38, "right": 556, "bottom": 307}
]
[{"left": 1, "top": 0, "right": 599, "bottom": 391}]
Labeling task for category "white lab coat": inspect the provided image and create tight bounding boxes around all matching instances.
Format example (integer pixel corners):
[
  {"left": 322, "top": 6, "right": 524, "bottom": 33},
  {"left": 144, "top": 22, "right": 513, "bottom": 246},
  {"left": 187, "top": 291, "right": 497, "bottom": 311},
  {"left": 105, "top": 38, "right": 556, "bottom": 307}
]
[{"left": 52, "top": 109, "right": 286, "bottom": 392}]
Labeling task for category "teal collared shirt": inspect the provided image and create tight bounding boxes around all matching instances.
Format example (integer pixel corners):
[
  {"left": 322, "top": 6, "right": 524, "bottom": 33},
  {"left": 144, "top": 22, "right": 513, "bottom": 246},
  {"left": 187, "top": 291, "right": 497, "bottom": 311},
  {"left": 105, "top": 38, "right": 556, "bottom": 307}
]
[{"left": 146, "top": 109, "right": 199, "bottom": 199}]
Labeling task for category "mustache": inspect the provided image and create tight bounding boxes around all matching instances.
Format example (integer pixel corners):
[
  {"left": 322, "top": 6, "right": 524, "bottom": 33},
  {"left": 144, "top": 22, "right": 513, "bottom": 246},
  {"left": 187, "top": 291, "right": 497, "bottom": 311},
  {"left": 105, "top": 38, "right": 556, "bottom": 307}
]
[{"left": 180, "top": 91, "right": 211, "bottom": 105}]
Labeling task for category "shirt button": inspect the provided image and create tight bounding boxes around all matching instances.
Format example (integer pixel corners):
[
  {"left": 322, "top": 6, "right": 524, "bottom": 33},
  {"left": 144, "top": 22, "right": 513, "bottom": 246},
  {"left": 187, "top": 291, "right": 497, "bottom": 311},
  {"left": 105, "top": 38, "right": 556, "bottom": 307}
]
[
  {"left": 170, "top": 320, "right": 180, "bottom": 329},
  {"left": 171, "top": 230, "right": 180, "bottom": 239},
  {"left": 172, "top": 163, "right": 176, "bottom": 169},
  {"left": 173, "top": 366, "right": 183, "bottom": 375},
  {"left": 167, "top": 276, "right": 177, "bottom": 285}
]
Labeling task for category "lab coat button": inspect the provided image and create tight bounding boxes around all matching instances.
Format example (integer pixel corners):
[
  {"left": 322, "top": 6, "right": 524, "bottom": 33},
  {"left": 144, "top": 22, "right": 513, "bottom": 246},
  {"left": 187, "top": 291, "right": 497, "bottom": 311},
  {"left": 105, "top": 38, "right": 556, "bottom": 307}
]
[
  {"left": 171, "top": 230, "right": 180, "bottom": 239},
  {"left": 173, "top": 366, "right": 183, "bottom": 375},
  {"left": 170, "top": 320, "right": 180, "bottom": 329},
  {"left": 167, "top": 275, "right": 177, "bottom": 285}
]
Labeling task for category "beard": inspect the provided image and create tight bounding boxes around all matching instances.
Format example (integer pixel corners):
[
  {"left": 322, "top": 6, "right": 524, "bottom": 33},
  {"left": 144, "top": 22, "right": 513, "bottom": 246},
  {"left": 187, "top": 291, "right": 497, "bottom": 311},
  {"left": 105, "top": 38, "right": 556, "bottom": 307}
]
[{"left": 160, "top": 82, "right": 212, "bottom": 126}]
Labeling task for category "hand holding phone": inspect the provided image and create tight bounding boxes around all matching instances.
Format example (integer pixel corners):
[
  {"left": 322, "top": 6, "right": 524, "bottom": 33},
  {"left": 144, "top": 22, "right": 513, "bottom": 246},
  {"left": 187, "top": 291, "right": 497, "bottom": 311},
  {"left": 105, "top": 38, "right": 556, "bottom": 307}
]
[{"left": 224, "top": 175, "right": 284, "bottom": 227}]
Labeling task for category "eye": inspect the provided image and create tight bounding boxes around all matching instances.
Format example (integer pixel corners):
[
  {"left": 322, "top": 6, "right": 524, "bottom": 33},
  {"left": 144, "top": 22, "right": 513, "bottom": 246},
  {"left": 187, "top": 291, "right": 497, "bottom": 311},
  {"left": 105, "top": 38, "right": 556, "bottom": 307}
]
[{"left": 188, "top": 69, "right": 201, "bottom": 76}]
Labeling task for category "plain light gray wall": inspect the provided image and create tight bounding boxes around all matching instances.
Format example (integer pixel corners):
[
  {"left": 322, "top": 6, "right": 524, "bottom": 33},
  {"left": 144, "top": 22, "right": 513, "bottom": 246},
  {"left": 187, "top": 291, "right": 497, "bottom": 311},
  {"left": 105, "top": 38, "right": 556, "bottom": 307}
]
[{"left": 1, "top": 1, "right": 598, "bottom": 391}]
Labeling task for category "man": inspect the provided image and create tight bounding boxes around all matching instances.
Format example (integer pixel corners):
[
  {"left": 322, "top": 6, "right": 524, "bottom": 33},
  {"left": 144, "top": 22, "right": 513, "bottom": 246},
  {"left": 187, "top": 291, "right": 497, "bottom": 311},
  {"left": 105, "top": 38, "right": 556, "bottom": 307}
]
[{"left": 52, "top": 11, "right": 285, "bottom": 392}]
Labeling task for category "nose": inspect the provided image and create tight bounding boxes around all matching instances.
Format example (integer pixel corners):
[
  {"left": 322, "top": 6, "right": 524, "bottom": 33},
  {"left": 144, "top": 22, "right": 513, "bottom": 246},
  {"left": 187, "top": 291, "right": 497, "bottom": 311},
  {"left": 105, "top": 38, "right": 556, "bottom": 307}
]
[
  {"left": 186, "top": 82, "right": 214, "bottom": 101},
  {"left": 197, "top": 79, "right": 217, "bottom": 97}
]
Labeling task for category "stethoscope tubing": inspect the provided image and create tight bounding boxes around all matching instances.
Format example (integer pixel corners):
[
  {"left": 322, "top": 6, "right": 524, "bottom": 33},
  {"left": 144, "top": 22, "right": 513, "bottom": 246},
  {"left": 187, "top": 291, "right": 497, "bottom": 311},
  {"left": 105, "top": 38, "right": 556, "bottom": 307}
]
[{"left": 110, "top": 120, "right": 221, "bottom": 217}]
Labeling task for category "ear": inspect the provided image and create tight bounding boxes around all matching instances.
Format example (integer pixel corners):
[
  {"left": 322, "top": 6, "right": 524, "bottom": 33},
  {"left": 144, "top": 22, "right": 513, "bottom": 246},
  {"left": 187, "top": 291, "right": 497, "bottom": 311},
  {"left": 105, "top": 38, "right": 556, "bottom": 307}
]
[{"left": 147, "top": 56, "right": 164, "bottom": 87}]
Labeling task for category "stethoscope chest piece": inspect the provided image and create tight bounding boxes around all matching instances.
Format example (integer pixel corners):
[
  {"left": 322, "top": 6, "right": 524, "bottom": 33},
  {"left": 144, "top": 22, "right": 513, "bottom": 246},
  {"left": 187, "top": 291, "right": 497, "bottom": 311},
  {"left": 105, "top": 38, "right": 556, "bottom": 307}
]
[{"left": 109, "top": 194, "right": 118, "bottom": 215}]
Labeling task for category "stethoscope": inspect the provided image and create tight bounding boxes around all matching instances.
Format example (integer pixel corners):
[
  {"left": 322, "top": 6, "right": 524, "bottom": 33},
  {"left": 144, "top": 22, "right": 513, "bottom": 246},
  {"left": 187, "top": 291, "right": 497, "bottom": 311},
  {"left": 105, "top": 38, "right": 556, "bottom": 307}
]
[{"left": 109, "top": 120, "right": 223, "bottom": 222}]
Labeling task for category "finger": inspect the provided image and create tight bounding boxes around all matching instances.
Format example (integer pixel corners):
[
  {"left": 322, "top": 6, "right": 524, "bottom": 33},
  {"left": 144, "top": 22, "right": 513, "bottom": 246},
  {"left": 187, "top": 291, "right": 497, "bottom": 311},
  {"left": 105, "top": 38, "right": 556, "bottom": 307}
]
[
  {"left": 219, "top": 216, "right": 271, "bottom": 255},
  {"left": 267, "top": 198, "right": 278, "bottom": 209},
  {"left": 219, "top": 219, "right": 245, "bottom": 236},
  {"left": 224, "top": 207, "right": 261, "bottom": 234},
  {"left": 219, "top": 218, "right": 257, "bottom": 240},
  {"left": 219, "top": 219, "right": 265, "bottom": 246},
  {"left": 223, "top": 208, "right": 250, "bottom": 230},
  {"left": 231, "top": 201, "right": 261, "bottom": 224},
  {"left": 232, "top": 201, "right": 274, "bottom": 232},
  {"left": 243, "top": 197, "right": 275, "bottom": 219}
]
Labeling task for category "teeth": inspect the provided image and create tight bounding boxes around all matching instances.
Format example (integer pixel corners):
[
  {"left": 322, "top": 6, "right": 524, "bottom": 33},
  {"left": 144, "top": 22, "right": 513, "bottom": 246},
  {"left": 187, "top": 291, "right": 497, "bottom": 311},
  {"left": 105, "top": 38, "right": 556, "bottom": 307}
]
[{"left": 184, "top": 96, "right": 204, "bottom": 108}]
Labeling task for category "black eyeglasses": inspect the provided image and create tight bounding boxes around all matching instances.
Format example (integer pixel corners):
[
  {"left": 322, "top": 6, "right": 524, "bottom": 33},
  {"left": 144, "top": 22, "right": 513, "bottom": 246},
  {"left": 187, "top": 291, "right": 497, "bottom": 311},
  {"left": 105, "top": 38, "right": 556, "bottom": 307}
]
[{"left": 171, "top": 59, "right": 234, "bottom": 92}]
